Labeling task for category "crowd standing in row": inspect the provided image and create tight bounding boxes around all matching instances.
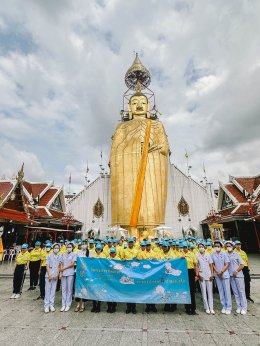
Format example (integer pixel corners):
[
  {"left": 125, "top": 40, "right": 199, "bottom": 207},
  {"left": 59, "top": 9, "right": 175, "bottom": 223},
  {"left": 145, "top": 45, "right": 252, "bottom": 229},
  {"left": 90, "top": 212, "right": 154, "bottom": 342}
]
[{"left": 11, "top": 236, "right": 254, "bottom": 316}]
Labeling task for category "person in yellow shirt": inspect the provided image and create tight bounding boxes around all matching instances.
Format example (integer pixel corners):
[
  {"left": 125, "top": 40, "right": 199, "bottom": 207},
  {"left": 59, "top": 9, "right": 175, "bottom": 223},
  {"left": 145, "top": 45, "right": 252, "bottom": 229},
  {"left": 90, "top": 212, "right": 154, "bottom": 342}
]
[
  {"left": 159, "top": 242, "right": 176, "bottom": 260},
  {"left": 181, "top": 242, "right": 198, "bottom": 315},
  {"left": 136, "top": 241, "right": 147, "bottom": 260},
  {"left": 88, "top": 239, "right": 96, "bottom": 257},
  {"left": 205, "top": 241, "right": 214, "bottom": 255},
  {"left": 103, "top": 239, "right": 114, "bottom": 257},
  {"left": 10, "top": 244, "right": 30, "bottom": 299},
  {"left": 106, "top": 247, "right": 120, "bottom": 313},
  {"left": 144, "top": 241, "right": 158, "bottom": 260},
  {"left": 37, "top": 242, "right": 52, "bottom": 300},
  {"left": 28, "top": 241, "right": 42, "bottom": 290},
  {"left": 234, "top": 240, "right": 253, "bottom": 302},
  {"left": 92, "top": 243, "right": 106, "bottom": 258},
  {"left": 123, "top": 238, "right": 138, "bottom": 314}
]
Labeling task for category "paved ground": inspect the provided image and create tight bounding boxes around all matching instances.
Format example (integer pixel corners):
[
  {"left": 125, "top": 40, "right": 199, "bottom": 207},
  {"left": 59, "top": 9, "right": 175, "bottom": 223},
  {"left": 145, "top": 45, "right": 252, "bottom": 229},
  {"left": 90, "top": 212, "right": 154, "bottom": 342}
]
[{"left": 0, "top": 255, "right": 259, "bottom": 346}]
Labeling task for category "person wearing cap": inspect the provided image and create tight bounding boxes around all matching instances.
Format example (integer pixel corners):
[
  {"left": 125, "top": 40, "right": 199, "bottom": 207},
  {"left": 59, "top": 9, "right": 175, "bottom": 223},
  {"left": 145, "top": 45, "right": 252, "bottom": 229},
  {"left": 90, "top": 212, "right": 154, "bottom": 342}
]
[
  {"left": 137, "top": 241, "right": 147, "bottom": 260},
  {"left": 225, "top": 241, "right": 247, "bottom": 315},
  {"left": 44, "top": 243, "right": 61, "bottom": 313},
  {"left": 28, "top": 241, "right": 42, "bottom": 290},
  {"left": 181, "top": 242, "right": 198, "bottom": 315},
  {"left": 92, "top": 243, "right": 106, "bottom": 258},
  {"left": 37, "top": 242, "right": 52, "bottom": 300},
  {"left": 123, "top": 238, "right": 138, "bottom": 314},
  {"left": 10, "top": 244, "right": 30, "bottom": 299},
  {"left": 88, "top": 239, "right": 96, "bottom": 257},
  {"left": 106, "top": 247, "right": 119, "bottom": 313},
  {"left": 60, "top": 242, "right": 77, "bottom": 312},
  {"left": 103, "top": 238, "right": 114, "bottom": 257},
  {"left": 74, "top": 242, "right": 89, "bottom": 312},
  {"left": 205, "top": 241, "right": 214, "bottom": 255},
  {"left": 159, "top": 242, "right": 175, "bottom": 260},
  {"left": 196, "top": 241, "right": 214, "bottom": 314},
  {"left": 234, "top": 240, "right": 254, "bottom": 303},
  {"left": 211, "top": 240, "right": 232, "bottom": 314}
]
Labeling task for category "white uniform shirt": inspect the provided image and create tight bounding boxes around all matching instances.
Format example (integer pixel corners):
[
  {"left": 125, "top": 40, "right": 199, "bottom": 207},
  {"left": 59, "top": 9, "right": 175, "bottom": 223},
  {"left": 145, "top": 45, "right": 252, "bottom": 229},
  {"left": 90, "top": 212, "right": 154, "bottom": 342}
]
[
  {"left": 227, "top": 251, "right": 244, "bottom": 278},
  {"left": 45, "top": 253, "right": 61, "bottom": 277},
  {"left": 61, "top": 252, "right": 76, "bottom": 276},
  {"left": 196, "top": 253, "right": 213, "bottom": 280},
  {"left": 211, "top": 251, "right": 230, "bottom": 279}
]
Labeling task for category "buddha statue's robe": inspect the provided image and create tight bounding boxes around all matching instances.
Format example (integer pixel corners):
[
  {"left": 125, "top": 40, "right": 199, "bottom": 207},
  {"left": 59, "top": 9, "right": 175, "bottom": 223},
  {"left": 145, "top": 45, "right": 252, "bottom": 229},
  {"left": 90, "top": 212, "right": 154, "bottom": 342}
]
[{"left": 110, "top": 117, "right": 169, "bottom": 228}]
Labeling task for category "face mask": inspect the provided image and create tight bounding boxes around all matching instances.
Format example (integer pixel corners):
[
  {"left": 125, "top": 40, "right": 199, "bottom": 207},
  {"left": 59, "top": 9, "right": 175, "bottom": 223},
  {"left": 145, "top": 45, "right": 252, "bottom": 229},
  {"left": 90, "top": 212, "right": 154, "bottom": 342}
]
[
  {"left": 82, "top": 245, "right": 87, "bottom": 250},
  {"left": 53, "top": 248, "right": 59, "bottom": 254},
  {"left": 226, "top": 246, "right": 233, "bottom": 252},
  {"left": 67, "top": 248, "right": 72, "bottom": 253},
  {"left": 215, "top": 247, "right": 221, "bottom": 252},
  {"left": 199, "top": 247, "right": 205, "bottom": 253},
  {"left": 46, "top": 248, "right": 51, "bottom": 252},
  {"left": 207, "top": 246, "right": 212, "bottom": 250}
]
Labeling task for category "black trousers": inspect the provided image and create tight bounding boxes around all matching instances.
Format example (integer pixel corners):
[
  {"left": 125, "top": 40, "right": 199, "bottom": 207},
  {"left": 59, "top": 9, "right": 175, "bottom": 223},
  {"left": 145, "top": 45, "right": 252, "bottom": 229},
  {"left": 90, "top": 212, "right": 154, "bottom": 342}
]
[
  {"left": 29, "top": 260, "right": 41, "bottom": 287},
  {"left": 107, "top": 302, "right": 117, "bottom": 311},
  {"left": 13, "top": 264, "right": 25, "bottom": 294},
  {"left": 126, "top": 303, "right": 136, "bottom": 311},
  {"left": 242, "top": 266, "right": 251, "bottom": 298},
  {"left": 39, "top": 266, "right": 47, "bottom": 298},
  {"left": 185, "top": 269, "right": 196, "bottom": 312}
]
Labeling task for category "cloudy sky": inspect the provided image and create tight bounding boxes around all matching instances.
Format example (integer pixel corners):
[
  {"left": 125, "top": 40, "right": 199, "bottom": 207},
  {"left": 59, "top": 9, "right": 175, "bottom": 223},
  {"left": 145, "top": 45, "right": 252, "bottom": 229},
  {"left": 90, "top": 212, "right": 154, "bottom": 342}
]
[{"left": 0, "top": 0, "right": 259, "bottom": 193}]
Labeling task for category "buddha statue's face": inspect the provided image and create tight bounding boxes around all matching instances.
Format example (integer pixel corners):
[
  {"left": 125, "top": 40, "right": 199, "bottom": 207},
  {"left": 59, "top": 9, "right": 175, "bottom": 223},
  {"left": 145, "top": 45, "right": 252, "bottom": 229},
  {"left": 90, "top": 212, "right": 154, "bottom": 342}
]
[{"left": 129, "top": 95, "right": 149, "bottom": 118}]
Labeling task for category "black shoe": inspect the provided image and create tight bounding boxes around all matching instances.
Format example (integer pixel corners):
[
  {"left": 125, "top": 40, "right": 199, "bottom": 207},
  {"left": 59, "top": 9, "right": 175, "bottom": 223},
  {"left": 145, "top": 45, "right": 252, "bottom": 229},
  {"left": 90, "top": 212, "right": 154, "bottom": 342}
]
[
  {"left": 132, "top": 309, "right": 137, "bottom": 314},
  {"left": 151, "top": 306, "right": 157, "bottom": 313},
  {"left": 145, "top": 307, "right": 150, "bottom": 313},
  {"left": 185, "top": 310, "right": 191, "bottom": 315},
  {"left": 190, "top": 311, "right": 198, "bottom": 315},
  {"left": 170, "top": 305, "right": 177, "bottom": 312},
  {"left": 35, "top": 296, "right": 43, "bottom": 300},
  {"left": 247, "top": 297, "right": 254, "bottom": 303},
  {"left": 126, "top": 309, "right": 131, "bottom": 314},
  {"left": 164, "top": 305, "right": 170, "bottom": 312},
  {"left": 32, "top": 287, "right": 36, "bottom": 290},
  {"left": 91, "top": 308, "right": 95, "bottom": 312},
  {"left": 28, "top": 287, "right": 33, "bottom": 291}
]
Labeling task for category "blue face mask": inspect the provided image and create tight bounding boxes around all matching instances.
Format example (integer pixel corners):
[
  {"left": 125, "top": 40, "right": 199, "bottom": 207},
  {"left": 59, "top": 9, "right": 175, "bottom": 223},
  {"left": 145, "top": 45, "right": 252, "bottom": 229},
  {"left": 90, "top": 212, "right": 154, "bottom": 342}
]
[{"left": 53, "top": 248, "right": 59, "bottom": 254}]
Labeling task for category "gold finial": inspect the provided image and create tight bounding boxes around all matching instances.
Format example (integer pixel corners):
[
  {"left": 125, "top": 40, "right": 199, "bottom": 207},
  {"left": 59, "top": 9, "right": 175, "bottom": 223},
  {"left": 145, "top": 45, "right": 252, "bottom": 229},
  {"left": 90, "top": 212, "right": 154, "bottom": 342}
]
[
  {"left": 125, "top": 53, "right": 151, "bottom": 90},
  {"left": 16, "top": 163, "right": 24, "bottom": 182},
  {"left": 135, "top": 82, "right": 142, "bottom": 93}
]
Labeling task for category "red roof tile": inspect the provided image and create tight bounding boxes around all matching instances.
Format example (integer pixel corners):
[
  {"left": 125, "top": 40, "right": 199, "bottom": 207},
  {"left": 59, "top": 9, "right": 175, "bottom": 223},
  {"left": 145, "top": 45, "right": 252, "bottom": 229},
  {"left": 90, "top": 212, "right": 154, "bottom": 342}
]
[
  {"left": 49, "top": 209, "right": 65, "bottom": 219},
  {"left": 38, "top": 188, "right": 58, "bottom": 206},
  {"left": 23, "top": 181, "right": 48, "bottom": 198},
  {"left": 235, "top": 177, "right": 260, "bottom": 196},
  {"left": 224, "top": 184, "right": 247, "bottom": 203},
  {"left": 0, "top": 182, "right": 14, "bottom": 200},
  {"left": 219, "top": 207, "right": 235, "bottom": 216}
]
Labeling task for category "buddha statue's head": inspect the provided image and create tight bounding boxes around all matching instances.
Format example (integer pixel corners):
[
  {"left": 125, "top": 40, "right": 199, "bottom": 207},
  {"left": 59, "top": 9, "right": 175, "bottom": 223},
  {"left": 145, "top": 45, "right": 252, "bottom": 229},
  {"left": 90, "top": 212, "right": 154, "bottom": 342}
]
[{"left": 128, "top": 83, "right": 149, "bottom": 119}]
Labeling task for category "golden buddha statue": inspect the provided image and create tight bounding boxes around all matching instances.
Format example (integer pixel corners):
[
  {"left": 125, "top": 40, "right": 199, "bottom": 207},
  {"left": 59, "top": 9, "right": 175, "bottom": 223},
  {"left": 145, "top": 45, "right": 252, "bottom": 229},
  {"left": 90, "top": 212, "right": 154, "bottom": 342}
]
[{"left": 110, "top": 55, "right": 169, "bottom": 238}]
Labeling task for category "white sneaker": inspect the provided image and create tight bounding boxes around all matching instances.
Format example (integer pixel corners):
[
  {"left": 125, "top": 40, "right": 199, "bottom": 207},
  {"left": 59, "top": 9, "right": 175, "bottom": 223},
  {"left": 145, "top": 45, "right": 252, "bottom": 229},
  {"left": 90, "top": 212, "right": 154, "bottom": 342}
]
[
  {"left": 14, "top": 294, "right": 21, "bottom": 299},
  {"left": 50, "top": 306, "right": 55, "bottom": 312},
  {"left": 206, "top": 309, "right": 210, "bottom": 314},
  {"left": 236, "top": 308, "right": 241, "bottom": 314},
  {"left": 210, "top": 310, "right": 215, "bottom": 315},
  {"left": 44, "top": 307, "right": 49, "bottom": 313},
  {"left": 64, "top": 306, "right": 70, "bottom": 312},
  {"left": 225, "top": 310, "right": 231, "bottom": 315},
  {"left": 240, "top": 309, "right": 247, "bottom": 315},
  {"left": 10, "top": 294, "right": 16, "bottom": 299},
  {"left": 60, "top": 306, "right": 66, "bottom": 312},
  {"left": 221, "top": 308, "right": 226, "bottom": 314}
]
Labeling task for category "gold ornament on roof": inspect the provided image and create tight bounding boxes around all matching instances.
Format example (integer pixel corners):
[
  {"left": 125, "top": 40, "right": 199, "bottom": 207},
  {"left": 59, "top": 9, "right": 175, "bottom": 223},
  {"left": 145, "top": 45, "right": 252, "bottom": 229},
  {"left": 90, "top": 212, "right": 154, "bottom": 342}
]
[
  {"left": 125, "top": 53, "right": 151, "bottom": 90},
  {"left": 93, "top": 198, "right": 104, "bottom": 218},
  {"left": 16, "top": 163, "right": 24, "bottom": 182},
  {"left": 178, "top": 196, "right": 189, "bottom": 216}
]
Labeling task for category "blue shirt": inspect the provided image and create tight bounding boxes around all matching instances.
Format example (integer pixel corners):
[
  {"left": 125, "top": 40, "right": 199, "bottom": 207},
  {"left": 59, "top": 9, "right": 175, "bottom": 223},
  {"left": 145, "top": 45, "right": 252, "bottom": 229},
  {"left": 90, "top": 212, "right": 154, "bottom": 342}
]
[
  {"left": 61, "top": 252, "right": 76, "bottom": 276},
  {"left": 211, "top": 251, "right": 230, "bottom": 279},
  {"left": 45, "top": 253, "right": 61, "bottom": 277},
  {"left": 227, "top": 251, "right": 244, "bottom": 278}
]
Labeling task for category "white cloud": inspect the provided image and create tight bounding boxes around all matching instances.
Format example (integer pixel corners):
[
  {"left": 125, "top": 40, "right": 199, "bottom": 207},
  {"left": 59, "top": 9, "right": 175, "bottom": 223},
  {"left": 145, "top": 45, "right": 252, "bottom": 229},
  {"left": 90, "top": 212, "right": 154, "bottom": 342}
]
[{"left": 0, "top": 0, "right": 259, "bottom": 192}]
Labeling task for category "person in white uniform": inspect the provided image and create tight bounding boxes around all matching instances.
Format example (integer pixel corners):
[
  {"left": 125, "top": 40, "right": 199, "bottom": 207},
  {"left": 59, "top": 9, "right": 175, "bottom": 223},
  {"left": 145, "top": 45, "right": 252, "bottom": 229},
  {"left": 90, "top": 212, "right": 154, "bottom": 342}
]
[
  {"left": 211, "top": 240, "right": 232, "bottom": 314},
  {"left": 44, "top": 243, "right": 61, "bottom": 313},
  {"left": 60, "top": 242, "right": 76, "bottom": 312},
  {"left": 196, "top": 241, "right": 214, "bottom": 314},
  {"left": 225, "top": 241, "right": 247, "bottom": 315}
]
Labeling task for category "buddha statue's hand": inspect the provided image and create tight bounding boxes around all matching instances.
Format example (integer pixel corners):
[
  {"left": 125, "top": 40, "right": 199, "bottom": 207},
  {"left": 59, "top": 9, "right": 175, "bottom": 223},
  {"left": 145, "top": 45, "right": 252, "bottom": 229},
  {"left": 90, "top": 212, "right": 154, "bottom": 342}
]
[{"left": 148, "top": 144, "right": 168, "bottom": 156}]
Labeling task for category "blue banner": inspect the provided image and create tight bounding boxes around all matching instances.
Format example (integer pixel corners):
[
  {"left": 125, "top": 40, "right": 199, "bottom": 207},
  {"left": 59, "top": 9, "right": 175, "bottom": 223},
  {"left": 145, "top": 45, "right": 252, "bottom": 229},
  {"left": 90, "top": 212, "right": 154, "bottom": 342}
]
[{"left": 75, "top": 258, "right": 191, "bottom": 304}]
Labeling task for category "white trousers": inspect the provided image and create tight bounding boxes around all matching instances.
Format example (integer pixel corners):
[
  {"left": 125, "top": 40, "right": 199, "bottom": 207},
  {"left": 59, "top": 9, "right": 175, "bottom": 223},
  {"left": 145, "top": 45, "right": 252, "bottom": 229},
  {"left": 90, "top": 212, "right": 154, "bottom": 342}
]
[
  {"left": 230, "top": 277, "right": 247, "bottom": 310},
  {"left": 61, "top": 275, "right": 74, "bottom": 308},
  {"left": 44, "top": 278, "right": 58, "bottom": 308},
  {"left": 199, "top": 279, "right": 213, "bottom": 311},
  {"left": 215, "top": 276, "right": 232, "bottom": 311}
]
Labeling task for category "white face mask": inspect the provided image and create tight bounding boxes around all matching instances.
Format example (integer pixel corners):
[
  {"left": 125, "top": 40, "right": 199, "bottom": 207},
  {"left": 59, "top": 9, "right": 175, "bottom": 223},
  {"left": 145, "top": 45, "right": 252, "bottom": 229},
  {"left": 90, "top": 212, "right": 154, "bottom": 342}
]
[
  {"left": 53, "top": 248, "right": 59, "bottom": 254},
  {"left": 226, "top": 246, "right": 233, "bottom": 252},
  {"left": 207, "top": 246, "right": 212, "bottom": 250},
  {"left": 215, "top": 247, "right": 221, "bottom": 252},
  {"left": 82, "top": 245, "right": 87, "bottom": 250},
  {"left": 46, "top": 248, "right": 51, "bottom": 252},
  {"left": 199, "top": 247, "right": 205, "bottom": 253},
  {"left": 67, "top": 247, "right": 73, "bottom": 253}
]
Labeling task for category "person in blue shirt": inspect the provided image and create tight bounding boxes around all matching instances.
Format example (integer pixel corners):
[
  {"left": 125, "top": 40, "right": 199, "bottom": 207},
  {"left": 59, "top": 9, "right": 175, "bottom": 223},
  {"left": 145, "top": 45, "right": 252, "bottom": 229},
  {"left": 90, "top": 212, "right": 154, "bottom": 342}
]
[
  {"left": 211, "top": 240, "right": 232, "bottom": 314},
  {"left": 225, "top": 241, "right": 247, "bottom": 315}
]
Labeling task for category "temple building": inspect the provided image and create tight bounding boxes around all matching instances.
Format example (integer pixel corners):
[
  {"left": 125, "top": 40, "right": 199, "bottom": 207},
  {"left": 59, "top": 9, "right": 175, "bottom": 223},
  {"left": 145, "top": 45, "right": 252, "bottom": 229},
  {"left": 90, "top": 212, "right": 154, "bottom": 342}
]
[
  {"left": 0, "top": 166, "right": 81, "bottom": 249},
  {"left": 201, "top": 174, "right": 260, "bottom": 252},
  {"left": 69, "top": 164, "right": 213, "bottom": 239}
]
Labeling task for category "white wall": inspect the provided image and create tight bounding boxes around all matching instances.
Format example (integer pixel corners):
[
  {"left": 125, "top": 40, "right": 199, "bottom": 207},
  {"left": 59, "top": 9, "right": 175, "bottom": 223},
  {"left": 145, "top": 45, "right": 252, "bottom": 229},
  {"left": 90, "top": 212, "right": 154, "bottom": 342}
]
[{"left": 69, "top": 165, "right": 212, "bottom": 239}]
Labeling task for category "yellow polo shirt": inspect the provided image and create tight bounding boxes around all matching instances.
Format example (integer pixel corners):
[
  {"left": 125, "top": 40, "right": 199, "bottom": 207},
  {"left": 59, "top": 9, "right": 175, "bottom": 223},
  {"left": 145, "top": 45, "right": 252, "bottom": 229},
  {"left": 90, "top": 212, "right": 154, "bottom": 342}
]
[
  {"left": 30, "top": 248, "right": 42, "bottom": 262},
  {"left": 16, "top": 251, "right": 30, "bottom": 265}
]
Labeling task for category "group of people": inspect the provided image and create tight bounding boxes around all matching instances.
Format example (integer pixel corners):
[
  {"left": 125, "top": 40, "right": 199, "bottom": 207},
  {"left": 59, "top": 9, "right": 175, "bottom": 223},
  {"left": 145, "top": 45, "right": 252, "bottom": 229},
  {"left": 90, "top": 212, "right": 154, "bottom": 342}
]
[{"left": 10, "top": 236, "right": 254, "bottom": 316}]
